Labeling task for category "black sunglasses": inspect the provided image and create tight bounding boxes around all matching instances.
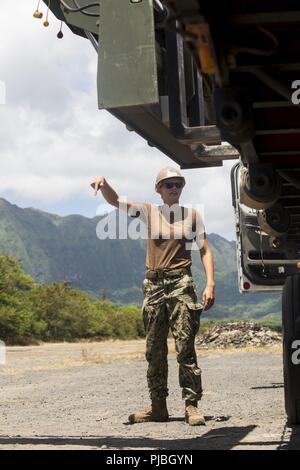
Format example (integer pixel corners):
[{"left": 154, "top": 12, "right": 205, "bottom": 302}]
[{"left": 162, "top": 181, "right": 184, "bottom": 189}]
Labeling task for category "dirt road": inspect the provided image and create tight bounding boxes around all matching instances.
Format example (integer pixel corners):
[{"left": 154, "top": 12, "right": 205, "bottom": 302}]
[{"left": 0, "top": 339, "right": 299, "bottom": 450}]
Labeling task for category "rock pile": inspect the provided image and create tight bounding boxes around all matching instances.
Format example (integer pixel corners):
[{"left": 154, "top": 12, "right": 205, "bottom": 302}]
[{"left": 196, "top": 321, "right": 282, "bottom": 349}]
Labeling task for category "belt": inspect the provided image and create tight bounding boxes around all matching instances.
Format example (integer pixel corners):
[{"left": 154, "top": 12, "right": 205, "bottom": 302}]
[{"left": 146, "top": 267, "right": 191, "bottom": 280}]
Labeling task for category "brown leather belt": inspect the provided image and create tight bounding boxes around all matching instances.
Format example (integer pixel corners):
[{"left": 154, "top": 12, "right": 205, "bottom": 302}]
[{"left": 146, "top": 267, "right": 191, "bottom": 280}]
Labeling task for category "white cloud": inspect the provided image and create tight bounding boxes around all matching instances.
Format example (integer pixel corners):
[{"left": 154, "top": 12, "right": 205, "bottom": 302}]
[{"left": 0, "top": 0, "right": 238, "bottom": 240}]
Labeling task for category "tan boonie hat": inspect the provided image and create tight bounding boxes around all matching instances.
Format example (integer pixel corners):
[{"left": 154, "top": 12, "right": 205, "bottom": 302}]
[{"left": 155, "top": 167, "right": 186, "bottom": 190}]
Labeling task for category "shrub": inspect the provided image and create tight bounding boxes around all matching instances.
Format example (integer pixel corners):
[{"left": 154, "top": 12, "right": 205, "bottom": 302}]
[{"left": 0, "top": 256, "right": 145, "bottom": 343}]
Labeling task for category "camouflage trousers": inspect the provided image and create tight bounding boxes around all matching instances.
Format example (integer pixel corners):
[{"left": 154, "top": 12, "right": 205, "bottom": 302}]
[{"left": 142, "top": 272, "right": 204, "bottom": 402}]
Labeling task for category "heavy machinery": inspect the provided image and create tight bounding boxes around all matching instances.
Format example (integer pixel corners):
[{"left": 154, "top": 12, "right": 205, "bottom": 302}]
[{"left": 38, "top": 0, "right": 300, "bottom": 424}]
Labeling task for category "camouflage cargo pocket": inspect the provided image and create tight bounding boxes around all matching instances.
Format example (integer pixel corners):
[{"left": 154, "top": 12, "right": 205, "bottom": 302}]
[
  {"left": 141, "top": 299, "right": 158, "bottom": 333},
  {"left": 141, "top": 298, "right": 150, "bottom": 332},
  {"left": 186, "top": 301, "right": 204, "bottom": 317},
  {"left": 185, "top": 301, "right": 203, "bottom": 333}
]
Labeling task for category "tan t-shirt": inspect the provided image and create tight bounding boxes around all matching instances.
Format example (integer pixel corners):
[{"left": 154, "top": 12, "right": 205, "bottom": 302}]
[{"left": 127, "top": 203, "right": 206, "bottom": 270}]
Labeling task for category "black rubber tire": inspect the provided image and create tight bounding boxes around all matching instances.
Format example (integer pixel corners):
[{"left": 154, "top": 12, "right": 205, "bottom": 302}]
[{"left": 282, "top": 275, "right": 300, "bottom": 424}]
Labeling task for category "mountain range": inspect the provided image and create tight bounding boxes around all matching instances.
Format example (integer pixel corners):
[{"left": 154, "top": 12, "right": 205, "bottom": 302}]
[{"left": 0, "top": 198, "right": 281, "bottom": 319}]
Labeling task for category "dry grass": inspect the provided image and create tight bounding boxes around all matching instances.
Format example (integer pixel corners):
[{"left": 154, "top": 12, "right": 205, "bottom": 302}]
[
  {"left": 196, "top": 342, "right": 282, "bottom": 356},
  {"left": 0, "top": 339, "right": 283, "bottom": 377}
]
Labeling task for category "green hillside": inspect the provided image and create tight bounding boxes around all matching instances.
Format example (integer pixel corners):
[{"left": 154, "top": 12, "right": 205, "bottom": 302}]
[{"left": 0, "top": 198, "right": 281, "bottom": 319}]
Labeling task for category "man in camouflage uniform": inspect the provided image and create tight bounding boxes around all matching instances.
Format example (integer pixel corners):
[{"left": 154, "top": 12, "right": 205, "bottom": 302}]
[
  {"left": 91, "top": 167, "right": 215, "bottom": 425},
  {"left": 141, "top": 272, "right": 204, "bottom": 421}
]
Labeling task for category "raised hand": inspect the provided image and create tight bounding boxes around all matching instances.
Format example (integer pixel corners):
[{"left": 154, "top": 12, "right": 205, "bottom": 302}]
[{"left": 90, "top": 176, "right": 106, "bottom": 196}]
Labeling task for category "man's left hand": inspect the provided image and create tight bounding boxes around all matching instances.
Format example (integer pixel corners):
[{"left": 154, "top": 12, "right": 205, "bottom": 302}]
[{"left": 202, "top": 285, "right": 215, "bottom": 311}]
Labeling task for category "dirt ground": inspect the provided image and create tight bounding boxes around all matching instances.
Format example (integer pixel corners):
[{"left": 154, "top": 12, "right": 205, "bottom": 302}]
[{"left": 0, "top": 339, "right": 299, "bottom": 450}]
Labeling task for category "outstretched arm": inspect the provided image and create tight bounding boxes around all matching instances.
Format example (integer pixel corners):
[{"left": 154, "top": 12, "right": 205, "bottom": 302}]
[
  {"left": 91, "top": 176, "right": 119, "bottom": 207},
  {"left": 200, "top": 239, "right": 215, "bottom": 311},
  {"left": 90, "top": 176, "right": 149, "bottom": 219}
]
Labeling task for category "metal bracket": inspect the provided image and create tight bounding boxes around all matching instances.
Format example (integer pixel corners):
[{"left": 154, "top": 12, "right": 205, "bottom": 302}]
[{"left": 165, "top": 27, "right": 221, "bottom": 145}]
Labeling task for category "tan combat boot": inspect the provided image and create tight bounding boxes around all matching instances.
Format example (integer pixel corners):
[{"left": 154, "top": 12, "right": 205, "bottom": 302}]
[
  {"left": 128, "top": 398, "right": 169, "bottom": 424},
  {"left": 185, "top": 400, "right": 205, "bottom": 426}
]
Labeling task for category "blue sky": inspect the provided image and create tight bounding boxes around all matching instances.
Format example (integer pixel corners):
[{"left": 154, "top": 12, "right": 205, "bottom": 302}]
[{"left": 0, "top": 0, "right": 237, "bottom": 241}]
